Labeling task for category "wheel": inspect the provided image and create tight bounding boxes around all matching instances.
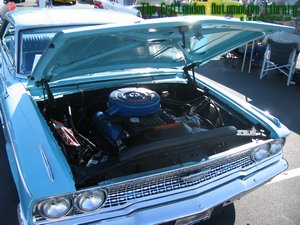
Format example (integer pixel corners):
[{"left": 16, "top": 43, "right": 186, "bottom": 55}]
[{"left": 204, "top": 203, "right": 235, "bottom": 225}]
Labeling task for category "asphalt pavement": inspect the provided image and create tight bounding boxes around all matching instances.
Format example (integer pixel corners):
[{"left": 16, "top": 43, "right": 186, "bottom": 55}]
[
  {"left": 0, "top": 2, "right": 299, "bottom": 225},
  {"left": 196, "top": 57, "right": 300, "bottom": 225}
]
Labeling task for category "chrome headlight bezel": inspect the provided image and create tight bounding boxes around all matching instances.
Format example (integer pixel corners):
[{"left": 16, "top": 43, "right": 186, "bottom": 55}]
[
  {"left": 36, "top": 188, "right": 107, "bottom": 220},
  {"left": 74, "top": 189, "right": 107, "bottom": 212},
  {"left": 251, "top": 143, "right": 270, "bottom": 162},
  {"left": 38, "top": 196, "right": 72, "bottom": 219},
  {"left": 269, "top": 138, "right": 285, "bottom": 155},
  {"left": 251, "top": 138, "right": 286, "bottom": 162}
]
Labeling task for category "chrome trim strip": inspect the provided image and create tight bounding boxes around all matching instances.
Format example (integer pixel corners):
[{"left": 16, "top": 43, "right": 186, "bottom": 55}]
[
  {"left": 180, "top": 168, "right": 212, "bottom": 182},
  {"left": 39, "top": 145, "right": 54, "bottom": 182}
]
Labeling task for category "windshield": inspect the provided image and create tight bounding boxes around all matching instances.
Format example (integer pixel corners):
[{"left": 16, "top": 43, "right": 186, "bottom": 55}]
[
  {"left": 19, "top": 26, "right": 93, "bottom": 75},
  {"left": 19, "top": 31, "right": 56, "bottom": 74}
]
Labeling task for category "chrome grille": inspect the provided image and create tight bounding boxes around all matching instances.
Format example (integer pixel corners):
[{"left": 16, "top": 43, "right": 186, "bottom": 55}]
[
  {"left": 33, "top": 149, "right": 254, "bottom": 223},
  {"left": 103, "top": 150, "right": 254, "bottom": 208}
]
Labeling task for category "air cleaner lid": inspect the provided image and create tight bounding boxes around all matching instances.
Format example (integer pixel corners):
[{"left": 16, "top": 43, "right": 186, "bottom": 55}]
[{"left": 107, "top": 87, "right": 160, "bottom": 117}]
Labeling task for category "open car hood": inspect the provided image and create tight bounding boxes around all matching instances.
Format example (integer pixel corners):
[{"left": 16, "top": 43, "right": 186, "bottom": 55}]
[{"left": 28, "top": 16, "right": 293, "bottom": 86}]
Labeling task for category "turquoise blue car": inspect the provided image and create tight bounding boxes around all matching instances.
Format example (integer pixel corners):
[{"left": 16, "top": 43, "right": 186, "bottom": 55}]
[{"left": 0, "top": 8, "right": 291, "bottom": 225}]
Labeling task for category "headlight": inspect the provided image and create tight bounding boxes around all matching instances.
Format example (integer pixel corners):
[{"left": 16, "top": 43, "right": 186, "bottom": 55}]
[
  {"left": 75, "top": 190, "right": 106, "bottom": 212},
  {"left": 251, "top": 144, "right": 269, "bottom": 162},
  {"left": 269, "top": 138, "right": 285, "bottom": 155},
  {"left": 40, "top": 197, "right": 71, "bottom": 219}
]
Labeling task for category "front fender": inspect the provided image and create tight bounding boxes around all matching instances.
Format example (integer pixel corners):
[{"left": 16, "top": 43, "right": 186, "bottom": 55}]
[
  {"left": 195, "top": 73, "right": 290, "bottom": 138},
  {"left": 0, "top": 78, "right": 76, "bottom": 223}
]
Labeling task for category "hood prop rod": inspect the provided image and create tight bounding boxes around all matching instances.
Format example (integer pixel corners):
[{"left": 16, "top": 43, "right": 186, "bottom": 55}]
[
  {"left": 42, "top": 81, "right": 55, "bottom": 106},
  {"left": 41, "top": 81, "right": 56, "bottom": 117},
  {"left": 183, "top": 62, "right": 197, "bottom": 89}
]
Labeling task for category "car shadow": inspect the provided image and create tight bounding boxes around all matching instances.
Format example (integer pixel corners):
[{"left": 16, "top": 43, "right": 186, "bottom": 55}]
[
  {"left": 0, "top": 121, "right": 19, "bottom": 225},
  {"left": 202, "top": 203, "right": 236, "bottom": 225},
  {"left": 196, "top": 58, "right": 300, "bottom": 135}
]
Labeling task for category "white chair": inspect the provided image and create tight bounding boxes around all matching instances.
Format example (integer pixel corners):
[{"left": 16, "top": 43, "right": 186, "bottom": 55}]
[{"left": 260, "top": 39, "right": 298, "bottom": 86}]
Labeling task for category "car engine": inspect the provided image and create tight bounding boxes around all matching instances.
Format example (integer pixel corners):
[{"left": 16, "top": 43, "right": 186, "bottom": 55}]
[
  {"left": 40, "top": 84, "right": 266, "bottom": 186},
  {"left": 93, "top": 87, "right": 207, "bottom": 151}
]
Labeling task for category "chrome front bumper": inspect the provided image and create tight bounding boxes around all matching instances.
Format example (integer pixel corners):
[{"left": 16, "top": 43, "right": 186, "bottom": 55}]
[
  {"left": 17, "top": 203, "right": 28, "bottom": 225},
  {"left": 24, "top": 155, "right": 287, "bottom": 225}
]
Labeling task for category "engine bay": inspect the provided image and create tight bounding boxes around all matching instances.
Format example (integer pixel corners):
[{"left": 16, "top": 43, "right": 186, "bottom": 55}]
[{"left": 38, "top": 83, "right": 269, "bottom": 187}]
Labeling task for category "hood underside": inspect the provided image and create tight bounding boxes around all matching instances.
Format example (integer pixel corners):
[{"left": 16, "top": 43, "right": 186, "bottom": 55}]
[{"left": 28, "top": 16, "right": 293, "bottom": 87}]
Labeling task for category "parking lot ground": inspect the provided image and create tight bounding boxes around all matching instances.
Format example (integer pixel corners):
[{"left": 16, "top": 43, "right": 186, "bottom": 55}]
[
  {"left": 0, "top": 120, "right": 19, "bottom": 225},
  {"left": 196, "top": 57, "right": 300, "bottom": 225}
]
